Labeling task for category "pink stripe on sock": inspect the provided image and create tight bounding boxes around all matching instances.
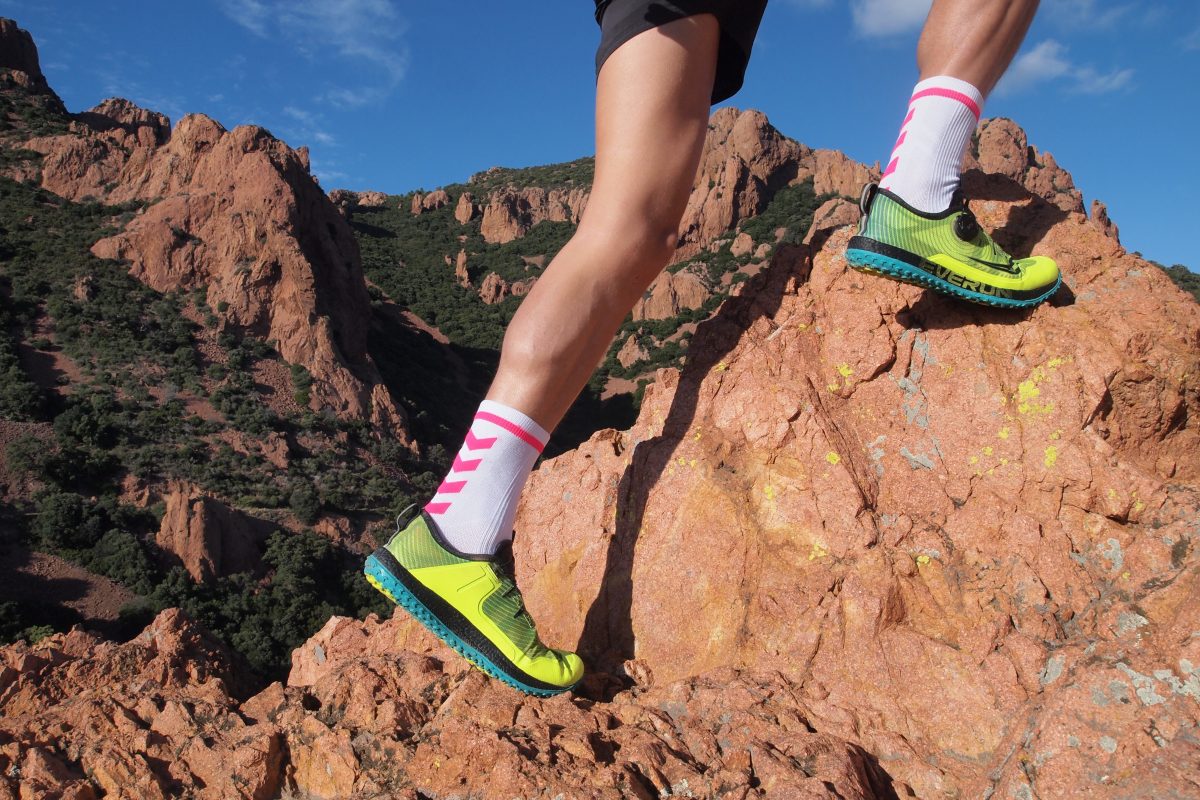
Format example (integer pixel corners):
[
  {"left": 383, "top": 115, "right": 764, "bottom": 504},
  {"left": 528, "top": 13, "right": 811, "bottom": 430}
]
[
  {"left": 437, "top": 479, "right": 467, "bottom": 494},
  {"left": 425, "top": 501, "right": 451, "bottom": 515},
  {"left": 910, "top": 87, "right": 981, "bottom": 119},
  {"left": 464, "top": 430, "right": 496, "bottom": 450},
  {"left": 889, "top": 129, "right": 907, "bottom": 154},
  {"left": 452, "top": 454, "right": 482, "bottom": 472},
  {"left": 475, "top": 410, "right": 546, "bottom": 453},
  {"left": 900, "top": 108, "right": 916, "bottom": 127},
  {"left": 881, "top": 155, "right": 900, "bottom": 181}
]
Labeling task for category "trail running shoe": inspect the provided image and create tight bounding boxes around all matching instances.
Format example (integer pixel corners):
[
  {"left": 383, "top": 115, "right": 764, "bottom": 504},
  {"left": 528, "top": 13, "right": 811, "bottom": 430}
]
[
  {"left": 364, "top": 508, "right": 583, "bottom": 696},
  {"left": 845, "top": 183, "right": 1061, "bottom": 308}
]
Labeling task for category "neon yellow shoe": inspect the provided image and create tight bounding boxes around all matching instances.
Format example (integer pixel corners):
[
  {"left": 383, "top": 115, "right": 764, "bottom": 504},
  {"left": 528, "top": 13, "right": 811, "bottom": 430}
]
[
  {"left": 363, "top": 508, "right": 583, "bottom": 696},
  {"left": 846, "top": 183, "right": 1061, "bottom": 308}
]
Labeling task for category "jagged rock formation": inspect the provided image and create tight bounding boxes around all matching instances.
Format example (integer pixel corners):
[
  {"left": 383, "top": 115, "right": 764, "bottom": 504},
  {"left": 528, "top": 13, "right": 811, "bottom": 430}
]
[
  {"left": 156, "top": 481, "right": 274, "bottom": 582},
  {"left": 511, "top": 146, "right": 1200, "bottom": 798},
  {"left": 617, "top": 335, "right": 649, "bottom": 369},
  {"left": 632, "top": 268, "right": 711, "bottom": 321},
  {"left": 467, "top": 109, "right": 873, "bottom": 262},
  {"left": 16, "top": 76, "right": 407, "bottom": 436},
  {"left": 454, "top": 190, "right": 477, "bottom": 223},
  {"left": 674, "top": 108, "right": 875, "bottom": 259},
  {"left": 0, "top": 610, "right": 898, "bottom": 799},
  {"left": 411, "top": 188, "right": 450, "bottom": 215},
  {"left": 479, "top": 187, "right": 590, "bottom": 244},
  {"left": 329, "top": 188, "right": 389, "bottom": 211},
  {"left": 478, "top": 272, "right": 508, "bottom": 305}
]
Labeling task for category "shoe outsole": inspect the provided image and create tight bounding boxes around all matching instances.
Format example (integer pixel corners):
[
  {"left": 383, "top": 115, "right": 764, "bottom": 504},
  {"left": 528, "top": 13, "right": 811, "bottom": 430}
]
[
  {"left": 846, "top": 248, "right": 1061, "bottom": 309},
  {"left": 363, "top": 553, "right": 577, "bottom": 697}
]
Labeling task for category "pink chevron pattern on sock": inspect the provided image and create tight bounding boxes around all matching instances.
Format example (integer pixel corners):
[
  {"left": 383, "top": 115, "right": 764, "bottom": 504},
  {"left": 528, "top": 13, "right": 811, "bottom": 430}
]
[
  {"left": 423, "top": 400, "right": 550, "bottom": 553},
  {"left": 426, "top": 411, "right": 522, "bottom": 517},
  {"left": 464, "top": 430, "right": 496, "bottom": 450}
]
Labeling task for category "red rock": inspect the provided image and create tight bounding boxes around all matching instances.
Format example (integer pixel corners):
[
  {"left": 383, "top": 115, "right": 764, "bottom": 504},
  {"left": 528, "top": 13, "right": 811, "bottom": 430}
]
[
  {"left": 26, "top": 100, "right": 408, "bottom": 440},
  {"left": 478, "top": 272, "right": 509, "bottom": 305},
  {"left": 617, "top": 334, "right": 649, "bottom": 369},
  {"left": 967, "top": 117, "right": 1084, "bottom": 214},
  {"left": 0, "top": 18, "right": 51, "bottom": 95},
  {"left": 632, "top": 268, "right": 711, "bottom": 320},
  {"left": 511, "top": 277, "right": 537, "bottom": 297},
  {"left": 730, "top": 231, "right": 755, "bottom": 257},
  {"left": 454, "top": 248, "right": 471, "bottom": 288},
  {"left": 454, "top": 191, "right": 477, "bottom": 224},
  {"left": 410, "top": 188, "right": 450, "bottom": 215},
  {"left": 512, "top": 152, "right": 1200, "bottom": 797},
  {"left": 1091, "top": 198, "right": 1120, "bottom": 243},
  {"left": 804, "top": 197, "right": 859, "bottom": 245},
  {"left": 156, "top": 480, "right": 271, "bottom": 582},
  {"left": 479, "top": 187, "right": 588, "bottom": 244}
]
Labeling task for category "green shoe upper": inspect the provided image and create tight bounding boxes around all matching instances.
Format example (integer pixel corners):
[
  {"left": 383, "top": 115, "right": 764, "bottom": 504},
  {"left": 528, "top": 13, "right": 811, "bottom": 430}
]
[
  {"left": 848, "top": 184, "right": 1060, "bottom": 303},
  {"left": 376, "top": 511, "right": 583, "bottom": 691}
]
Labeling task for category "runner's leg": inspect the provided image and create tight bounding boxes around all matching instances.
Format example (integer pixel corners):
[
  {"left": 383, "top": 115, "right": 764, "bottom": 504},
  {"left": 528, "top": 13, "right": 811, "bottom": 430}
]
[
  {"left": 430, "top": 14, "right": 721, "bottom": 557},
  {"left": 881, "top": 0, "right": 1039, "bottom": 211}
]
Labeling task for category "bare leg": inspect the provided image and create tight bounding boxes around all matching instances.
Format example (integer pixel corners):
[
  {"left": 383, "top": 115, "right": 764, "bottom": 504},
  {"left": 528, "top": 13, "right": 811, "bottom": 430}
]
[
  {"left": 485, "top": 15, "right": 720, "bottom": 432},
  {"left": 918, "top": 0, "right": 1040, "bottom": 95}
]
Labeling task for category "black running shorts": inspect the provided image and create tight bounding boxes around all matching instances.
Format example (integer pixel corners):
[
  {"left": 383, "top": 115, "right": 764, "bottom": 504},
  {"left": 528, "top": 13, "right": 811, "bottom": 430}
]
[{"left": 594, "top": 0, "right": 767, "bottom": 104}]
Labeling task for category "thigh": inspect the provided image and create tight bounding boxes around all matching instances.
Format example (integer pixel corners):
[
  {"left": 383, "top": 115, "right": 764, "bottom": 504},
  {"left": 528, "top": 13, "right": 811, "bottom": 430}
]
[{"left": 579, "top": 13, "right": 720, "bottom": 245}]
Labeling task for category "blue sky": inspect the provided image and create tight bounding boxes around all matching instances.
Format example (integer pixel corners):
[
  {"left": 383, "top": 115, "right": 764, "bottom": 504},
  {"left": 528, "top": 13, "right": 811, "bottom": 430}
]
[{"left": 6, "top": 1, "right": 1198, "bottom": 269}]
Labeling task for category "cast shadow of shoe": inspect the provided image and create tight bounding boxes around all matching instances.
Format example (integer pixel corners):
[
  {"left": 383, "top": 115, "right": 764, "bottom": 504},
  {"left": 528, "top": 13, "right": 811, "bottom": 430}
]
[
  {"left": 959, "top": 168, "right": 1071, "bottom": 260},
  {"left": 572, "top": 240, "right": 807, "bottom": 696}
]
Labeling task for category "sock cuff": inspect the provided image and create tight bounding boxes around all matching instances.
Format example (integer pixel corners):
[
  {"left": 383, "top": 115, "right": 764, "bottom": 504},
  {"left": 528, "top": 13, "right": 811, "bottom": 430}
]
[
  {"left": 476, "top": 399, "right": 550, "bottom": 452},
  {"left": 910, "top": 76, "right": 984, "bottom": 119}
]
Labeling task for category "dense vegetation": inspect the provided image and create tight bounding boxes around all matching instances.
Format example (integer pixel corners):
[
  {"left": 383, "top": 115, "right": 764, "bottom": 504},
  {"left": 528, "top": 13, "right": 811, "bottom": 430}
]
[
  {"left": 1157, "top": 261, "right": 1200, "bottom": 302},
  {"left": 0, "top": 144, "right": 402, "bottom": 678}
]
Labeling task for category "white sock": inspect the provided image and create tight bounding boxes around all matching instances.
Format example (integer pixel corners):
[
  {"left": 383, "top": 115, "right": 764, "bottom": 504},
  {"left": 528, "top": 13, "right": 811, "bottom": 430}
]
[
  {"left": 879, "top": 76, "right": 984, "bottom": 213},
  {"left": 424, "top": 399, "right": 550, "bottom": 556}
]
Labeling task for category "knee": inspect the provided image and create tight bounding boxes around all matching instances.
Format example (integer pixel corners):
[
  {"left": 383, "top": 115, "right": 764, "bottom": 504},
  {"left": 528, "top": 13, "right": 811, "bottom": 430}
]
[{"left": 577, "top": 214, "right": 681, "bottom": 271}]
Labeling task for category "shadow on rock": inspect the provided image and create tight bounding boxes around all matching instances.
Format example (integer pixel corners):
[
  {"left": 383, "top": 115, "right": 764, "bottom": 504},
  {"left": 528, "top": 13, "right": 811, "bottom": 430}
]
[{"left": 576, "top": 241, "right": 807, "bottom": 677}]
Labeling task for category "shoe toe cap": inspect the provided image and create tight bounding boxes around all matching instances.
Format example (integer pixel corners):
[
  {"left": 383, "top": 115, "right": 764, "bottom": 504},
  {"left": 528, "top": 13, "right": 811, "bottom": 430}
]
[
  {"left": 1018, "top": 255, "right": 1060, "bottom": 288},
  {"left": 556, "top": 650, "right": 585, "bottom": 687}
]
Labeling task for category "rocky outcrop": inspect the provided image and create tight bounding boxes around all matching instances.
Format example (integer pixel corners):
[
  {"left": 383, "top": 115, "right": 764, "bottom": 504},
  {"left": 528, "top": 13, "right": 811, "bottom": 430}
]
[
  {"left": 967, "top": 117, "right": 1084, "bottom": 214},
  {"left": 511, "top": 158, "right": 1200, "bottom": 798},
  {"left": 632, "top": 268, "right": 711, "bottom": 320},
  {"left": 616, "top": 334, "right": 649, "bottom": 369},
  {"left": 478, "top": 272, "right": 508, "bottom": 305},
  {"left": 479, "top": 187, "right": 589, "bottom": 244},
  {"left": 156, "top": 481, "right": 273, "bottom": 582},
  {"left": 454, "top": 248, "right": 471, "bottom": 288},
  {"left": 24, "top": 97, "right": 408, "bottom": 438},
  {"left": 1091, "top": 198, "right": 1120, "bottom": 243},
  {"left": 675, "top": 108, "right": 877, "bottom": 260},
  {"left": 804, "top": 197, "right": 859, "bottom": 245},
  {"left": 0, "top": 610, "right": 898, "bottom": 799},
  {"left": 454, "top": 191, "right": 477, "bottom": 223},
  {"left": 0, "top": 17, "right": 54, "bottom": 97},
  {"left": 328, "top": 188, "right": 388, "bottom": 212},
  {"left": 410, "top": 188, "right": 450, "bottom": 215}
]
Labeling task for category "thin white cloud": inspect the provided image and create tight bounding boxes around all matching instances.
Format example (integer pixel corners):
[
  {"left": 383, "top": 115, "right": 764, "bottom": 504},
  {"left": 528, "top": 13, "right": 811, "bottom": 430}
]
[
  {"left": 281, "top": 105, "right": 337, "bottom": 147},
  {"left": 217, "top": 0, "right": 409, "bottom": 107},
  {"left": 1185, "top": 24, "right": 1200, "bottom": 50},
  {"left": 1044, "top": 0, "right": 1133, "bottom": 30},
  {"left": 850, "top": 0, "right": 931, "bottom": 38},
  {"left": 785, "top": 0, "right": 929, "bottom": 37},
  {"left": 998, "top": 39, "right": 1133, "bottom": 96}
]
